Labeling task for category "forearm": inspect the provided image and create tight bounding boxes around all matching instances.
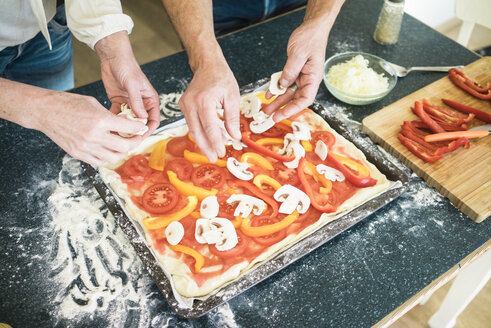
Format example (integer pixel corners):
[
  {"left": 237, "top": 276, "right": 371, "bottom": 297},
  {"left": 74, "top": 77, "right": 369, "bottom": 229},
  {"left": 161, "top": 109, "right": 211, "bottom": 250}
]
[
  {"left": 0, "top": 78, "right": 54, "bottom": 130},
  {"left": 94, "top": 30, "right": 134, "bottom": 64},
  {"left": 161, "top": 0, "right": 223, "bottom": 72},
  {"left": 304, "top": 0, "right": 345, "bottom": 31}
]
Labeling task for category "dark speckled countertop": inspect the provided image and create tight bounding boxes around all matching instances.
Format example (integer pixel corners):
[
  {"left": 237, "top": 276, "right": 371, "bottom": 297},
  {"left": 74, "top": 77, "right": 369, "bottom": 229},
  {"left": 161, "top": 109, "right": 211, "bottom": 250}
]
[{"left": 1, "top": 0, "right": 490, "bottom": 327}]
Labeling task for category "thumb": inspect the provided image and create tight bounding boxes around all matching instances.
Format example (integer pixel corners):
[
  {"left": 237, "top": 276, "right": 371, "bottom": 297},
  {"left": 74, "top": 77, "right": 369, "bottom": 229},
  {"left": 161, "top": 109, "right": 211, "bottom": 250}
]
[
  {"left": 280, "top": 54, "right": 305, "bottom": 88},
  {"left": 125, "top": 79, "right": 148, "bottom": 119}
]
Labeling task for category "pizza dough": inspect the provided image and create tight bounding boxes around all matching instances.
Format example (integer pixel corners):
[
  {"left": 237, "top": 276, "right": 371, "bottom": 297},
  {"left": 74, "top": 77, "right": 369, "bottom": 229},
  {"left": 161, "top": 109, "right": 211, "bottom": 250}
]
[{"left": 99, "top": 94, "right": 392, "bottom": 299}]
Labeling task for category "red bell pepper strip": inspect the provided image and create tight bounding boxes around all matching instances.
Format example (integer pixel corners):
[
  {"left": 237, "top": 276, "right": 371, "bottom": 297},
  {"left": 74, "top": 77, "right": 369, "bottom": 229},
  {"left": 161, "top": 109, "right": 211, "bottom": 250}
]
[
  {"left": 325, "top": 153, "right": 377, "bottom": 187},
  {"left": 441, "top": 99, "right": 491, "bottom": 123},
  {"left": 398, "top": 134, "right": 442, "bottom": 162},
  {"left": 228, "top": 180, "right": 279, "bottom": 218},
  {"left": 297, "top": 158, "right": 336, "bottom": 213},
  {"left": 400, "top": 122, "right": 443, "bottom": 153},
  {"left": 413, "top": 101, "right": 445, "bottom": 133},
  {"left": 422, "top": 99, "right": 474, "bottom": 123},
  {"left": 448, "top": 69, "right": 491, "bottom": 100},
  {"left": 241, "top": 132, "right": 295, "bottom": 162},
  {"left": 411, "top": 120, "right": 467, "bottom": 132}
]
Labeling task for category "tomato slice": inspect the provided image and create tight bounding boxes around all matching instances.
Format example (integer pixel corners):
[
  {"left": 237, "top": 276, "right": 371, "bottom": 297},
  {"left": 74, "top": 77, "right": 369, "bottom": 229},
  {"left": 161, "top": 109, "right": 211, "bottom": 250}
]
[
  {"left": 312, "top": 131, "right": 336, "bottom": 149},
  {"left": 217, "top": 195, "right": 237, "bottom": 219},
  {"left": 121, "top": 154, "right": 153, "bottom": 180},
  {"left": 192, "top": 164, "right": 226, "bottom": 190},
  {"left": 272, "top": 161, "right": 300, "bottom": 186},
  {"left": 142, "top": 183, "right": 179, "bottom": 215},
  {"left": 240, "top": 117, "right": 251, "bottom": 133},
  {"left": 251, "top": 215, "right": 287, "bottom": 246},
  {"left": 167, "top": 136, "right": 195, "bottom": 157},
  {"left": 223, "top": 146, "right": 242, "bottom": 160},
  {"left": 165, "top": 158, "right": 194, "bottom": 181},
  {"left": 209, "top": 229, "right": 250, "bottom": 258}
]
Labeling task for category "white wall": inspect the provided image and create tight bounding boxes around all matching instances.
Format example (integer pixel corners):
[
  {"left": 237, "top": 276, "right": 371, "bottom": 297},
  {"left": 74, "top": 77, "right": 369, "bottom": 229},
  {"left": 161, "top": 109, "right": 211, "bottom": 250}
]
[{"left": 404, "top": 0, "right": 456, "bottom": 27}]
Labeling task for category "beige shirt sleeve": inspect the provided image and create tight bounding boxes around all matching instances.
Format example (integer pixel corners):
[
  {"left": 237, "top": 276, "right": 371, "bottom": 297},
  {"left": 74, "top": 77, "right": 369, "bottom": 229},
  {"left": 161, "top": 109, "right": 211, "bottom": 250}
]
[{"left": 65, "top": 0, "right": 134, "bottom": 49}]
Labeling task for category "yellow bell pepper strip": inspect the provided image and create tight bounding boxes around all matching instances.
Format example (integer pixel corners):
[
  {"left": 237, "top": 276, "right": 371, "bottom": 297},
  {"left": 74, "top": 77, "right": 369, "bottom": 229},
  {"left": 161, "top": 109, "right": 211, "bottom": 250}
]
[
  {"left": 255, "top": 138, "right": 284, "bottom": 146},
  {"left": 183, "top": 150, "right": 227, "bottom": 167},
  {"left": 169, "top": 244, "right": 205, "bottom": 272},
  {"left": 305, "top": 162, "right": 332, "bottom": 194},
  {"left": 241, "top": 211, "right": 299, "bottom": 237},
  {"left": 232, "top": 216, "right": 243, "bottom": 228},
  {"left": 256, "top": 93, "right": 275, "bottom": 104},
  {"left": 167, "top": 171, "right": 218, "bottom": 200},
  {"left": 190, "top": 211, "right": 201, "bottom": 219},
  {"left": 143, "top": 195, "right": 198, "bottom": 230},
  {"left": 280, "top": 119, "right": 292, "bottom": 126},
  {"left": 298, "top": 158, "right": 336, "bottom": 213},
  {"left": 326, "top": 154, "right": 377, "bottom": 188},
  {"left": 240, "top": 152, "right": 274, "bottom": 170},
  {"left": 242, "top": 132, "right": 295, "bottom": 163},
  {"left": 253, "top": 174, "right": 282, "bottom": 191},
  {"left": 148, "top": 139, "right": 167, "bottom": 171},
  {"left": 301, "top": 140, "right": 313, "bottom": 152},
  {"left": 330, "top": 153, "right": 370, "bottom": 177},
  {"left": 187, "top": 133, "right": 195, "bottom": 143}
]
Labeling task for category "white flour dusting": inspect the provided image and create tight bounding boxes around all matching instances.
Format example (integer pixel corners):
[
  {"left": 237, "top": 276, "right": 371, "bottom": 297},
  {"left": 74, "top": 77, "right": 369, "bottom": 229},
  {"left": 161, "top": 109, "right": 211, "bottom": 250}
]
[{"left": 159, "top": 92, "right": 183, "bottom": 119}]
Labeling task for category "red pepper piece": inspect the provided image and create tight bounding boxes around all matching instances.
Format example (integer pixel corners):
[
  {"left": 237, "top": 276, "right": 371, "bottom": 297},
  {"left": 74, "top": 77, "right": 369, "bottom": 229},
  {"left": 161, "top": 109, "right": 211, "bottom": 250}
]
[
  {"left": 441, "top": 98, "right": 491, "bottom": 123},
  {"left": 297, "top": 158, "right": 336, "bottom": 213},
  {"left": 228, "top": 180, "right": 279, "bottom": 218},
  {"left": 401, "top": 122, "right": 444, "bottom": 152},
  {"left": 411, "top": 120, "right": 467, "bottom": 132},
  {"left": 325, "top": 153, "right": 377, "bottom": 188},
  {"left": 398, "top": 134, "right": 442, "bottom": 162},
  {"left": 413, "top": 101, "right": 446, "bottom": 133},
  {"left": 241, "top": 132, "right": 296, "bottom": 162},
  {"left": 421, "top": 99, "right": 474, "bottom": 124},
  {"left": 448, "top": 69, "right": 491, "bottom": 100},
  {"left": 436, "top": 137, "right": 470, "bottom": 154}
]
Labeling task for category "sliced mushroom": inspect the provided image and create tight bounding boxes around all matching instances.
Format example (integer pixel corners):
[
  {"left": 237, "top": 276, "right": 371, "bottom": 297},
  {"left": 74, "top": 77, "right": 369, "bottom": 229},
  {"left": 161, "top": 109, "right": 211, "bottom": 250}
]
[
  {"left": 249, "top": 113, "right": 276, "bottom": 134},
  {"left": 219, "top": 122, "right": 246, "bottom": 150},
  {"left": 165, "top": 221, "right": 184, "bottom": 245},
  {"left": 315, "top": 140, "right": 328, "bottom": 161},
  {"left": 117, "top": 103, "right": 149, "bottom": 138},
  {"left": 227, "top": 157, "right": 253, "bottom": 181},
  {"left": 195, "top": 219, "right": 211, "bottom": 244},
  {"left": 227, "top": 194, "right": 266, "bottom": 217},
  {"left": 278, "top": 133, "right": 298, "bottom": 156},
  {"left": 274, "top": 184, "right": 310, "bottom": 214},
  {"left": 291, "top": 122, "right": 311, "bottom": 141},
  {"left": 200, "top": 196, "right": 219, "bottom": 218},
  {"left": 240, "top": 94, "right": 261, "bottom": 118},
  {"left": 316, "top": 164, "right": 345, "bottom": 182},
  {"left": 269, "top": 71, "right": 287, "bottom": 96},
  {"left": 283, "top": 142, "right": 306, "bottom": 169},
  {"left": 210, "top": 218, "right": 238, "bottom": 251}
]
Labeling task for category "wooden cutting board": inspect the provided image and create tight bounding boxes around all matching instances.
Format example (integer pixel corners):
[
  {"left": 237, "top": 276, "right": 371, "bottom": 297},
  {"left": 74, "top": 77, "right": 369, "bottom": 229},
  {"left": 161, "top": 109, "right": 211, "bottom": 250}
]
[{"left": 362, "top": 56, "right": 491, "bottom": 223}]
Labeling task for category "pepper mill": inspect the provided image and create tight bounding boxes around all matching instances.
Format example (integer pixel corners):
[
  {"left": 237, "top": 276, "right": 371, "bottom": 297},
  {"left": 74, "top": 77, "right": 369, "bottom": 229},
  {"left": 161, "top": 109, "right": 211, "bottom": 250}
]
[{"left": 373, "top": 0, "right": 405, "bottom": 45}]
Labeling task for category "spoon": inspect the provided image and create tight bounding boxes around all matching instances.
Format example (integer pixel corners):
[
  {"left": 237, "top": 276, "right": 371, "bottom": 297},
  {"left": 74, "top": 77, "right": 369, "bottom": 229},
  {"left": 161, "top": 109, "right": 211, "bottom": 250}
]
[{"left": 380, "top": 60, "right": 464, "bottom": 78}]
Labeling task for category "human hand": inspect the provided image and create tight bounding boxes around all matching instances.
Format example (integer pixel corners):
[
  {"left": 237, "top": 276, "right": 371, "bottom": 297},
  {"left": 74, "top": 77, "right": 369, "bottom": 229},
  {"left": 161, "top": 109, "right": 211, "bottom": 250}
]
[
  {"left": 37, "top": 92, "right": 147, "bottom": 166},
  {"left": 95, "top": 31, "right": 160, "bottom": 137},
  {"left": 179, "top": 56, "right": 240, "bottom": 162},
  {"left": 263, "top": 21, "right": 329, "bottom": 122}
]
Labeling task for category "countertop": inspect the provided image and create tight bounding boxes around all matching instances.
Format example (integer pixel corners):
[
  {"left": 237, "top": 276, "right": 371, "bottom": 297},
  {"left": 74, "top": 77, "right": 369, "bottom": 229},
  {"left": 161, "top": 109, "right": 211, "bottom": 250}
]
[{"left": 1, "top": 0, "right": 490, "bottom": 327}]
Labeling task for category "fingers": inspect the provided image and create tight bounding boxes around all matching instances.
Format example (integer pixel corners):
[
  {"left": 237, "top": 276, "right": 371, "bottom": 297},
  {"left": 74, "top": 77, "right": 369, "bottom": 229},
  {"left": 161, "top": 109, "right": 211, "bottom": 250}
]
[
  {"left": 125, "top": 79, "right": 148, "bottom": 119},
  {"left": 143, "top": 93, "right": 161, "bottom": 136},
  {"left": 104, "top": 113, "right": 148, "bottom": 135},
  {"left": 272, "top": 87, "right": 314, "bottom": 122},
  {"left": 223, "top": 91, "right": 241, "bottom": 140},
  {"left": 198, "top": 102, "right": 226, "bottom": 158},
  {"left": 104, "top": 133, "right": 142, "bottom": 153},
  {"left": 280, "top": 55, "right": 306, "bottom": 88},
  {"left": 262, "top": 88, "right": 295, "bottom": 116}
]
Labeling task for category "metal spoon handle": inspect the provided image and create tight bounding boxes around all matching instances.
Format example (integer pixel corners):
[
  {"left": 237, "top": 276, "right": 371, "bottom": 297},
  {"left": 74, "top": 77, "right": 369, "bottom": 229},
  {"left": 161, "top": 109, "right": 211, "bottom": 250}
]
[{"left": 408, "top": 65, "right": 464, "bottom": 73}]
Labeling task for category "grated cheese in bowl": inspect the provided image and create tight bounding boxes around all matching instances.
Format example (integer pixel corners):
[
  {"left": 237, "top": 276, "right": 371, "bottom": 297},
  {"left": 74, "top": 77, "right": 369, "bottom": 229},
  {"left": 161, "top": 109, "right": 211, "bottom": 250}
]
[{"left": 323, "top": 52, "right": 397, "bottom": 105}]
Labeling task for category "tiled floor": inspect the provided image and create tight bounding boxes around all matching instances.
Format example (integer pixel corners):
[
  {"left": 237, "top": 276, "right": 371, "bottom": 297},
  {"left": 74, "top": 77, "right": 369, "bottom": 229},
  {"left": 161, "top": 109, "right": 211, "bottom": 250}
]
[{"left": 71, "top": 2, "right": 491, "bottom": 327}]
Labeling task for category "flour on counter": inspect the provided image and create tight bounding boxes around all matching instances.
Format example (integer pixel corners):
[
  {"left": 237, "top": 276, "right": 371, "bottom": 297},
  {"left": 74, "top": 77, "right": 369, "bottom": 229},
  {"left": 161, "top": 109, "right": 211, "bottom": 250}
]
[{"left": 159, "top": 92, "right": 183, "bottom": 119}]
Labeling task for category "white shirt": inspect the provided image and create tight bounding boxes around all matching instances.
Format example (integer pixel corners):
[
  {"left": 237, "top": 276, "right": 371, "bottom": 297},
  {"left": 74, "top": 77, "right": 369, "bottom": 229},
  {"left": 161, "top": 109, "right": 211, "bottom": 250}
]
[{"left": 0, "top": 0, "right": 134, "bottom": 51}]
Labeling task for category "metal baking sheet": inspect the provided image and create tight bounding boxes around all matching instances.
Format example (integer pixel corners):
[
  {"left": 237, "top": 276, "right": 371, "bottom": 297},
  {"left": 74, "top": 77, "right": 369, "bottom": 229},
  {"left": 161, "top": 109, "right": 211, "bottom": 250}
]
[{"left": 82, "top": 80, "right": 410, "bottom": 318}]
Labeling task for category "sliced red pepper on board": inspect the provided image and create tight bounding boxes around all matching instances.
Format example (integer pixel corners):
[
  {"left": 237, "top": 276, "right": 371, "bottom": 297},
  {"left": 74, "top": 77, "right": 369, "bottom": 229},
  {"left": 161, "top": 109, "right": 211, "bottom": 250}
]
[
  {"left": 411, "top": 120, "right": 467, "bottom": 132},
  {"left": 241, "top": 131, "right": 295, "bottom": 162},
  {"left": 228, "top": 180, "right": 279, "bottom": 218},
  {"left": 297, "top": 158, "right": 336, "bottom": 213},
  {"left": 398, "top": 134, "right": 442, "bottom": 162},
  {"left": 422, "top": 99, "right": 475, "bottom": 124},
  {"left": 441, "top": 98, "right": 491, "bottom": 123},
  {"left": 400, "top": 122, "right": 442, "bottom": 153},
  {"left": 448, "top": 68, "right": 491, "bottom": 100},
  {"left": 413, "top": 101, "right": 446, "bottom": 133}
]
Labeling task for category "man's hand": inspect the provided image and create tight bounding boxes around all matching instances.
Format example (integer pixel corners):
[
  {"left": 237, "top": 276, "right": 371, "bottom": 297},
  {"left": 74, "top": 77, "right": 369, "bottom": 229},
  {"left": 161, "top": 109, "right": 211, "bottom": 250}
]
[
  {"left": 263, "top": 21, "right": 328, "bottom": 122},
  {"left": 179, "top": 56, "right": 241, "bottom": 163},
  {"left": 95, "top": 31, "right": 160, "bottom": 137}
]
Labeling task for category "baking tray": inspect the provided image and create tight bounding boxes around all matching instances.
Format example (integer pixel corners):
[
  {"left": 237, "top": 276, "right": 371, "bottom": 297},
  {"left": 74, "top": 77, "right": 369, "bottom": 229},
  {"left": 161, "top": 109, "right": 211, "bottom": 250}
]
[{"left": 82, "top": 79, "right": 410, "bottom": 318}]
